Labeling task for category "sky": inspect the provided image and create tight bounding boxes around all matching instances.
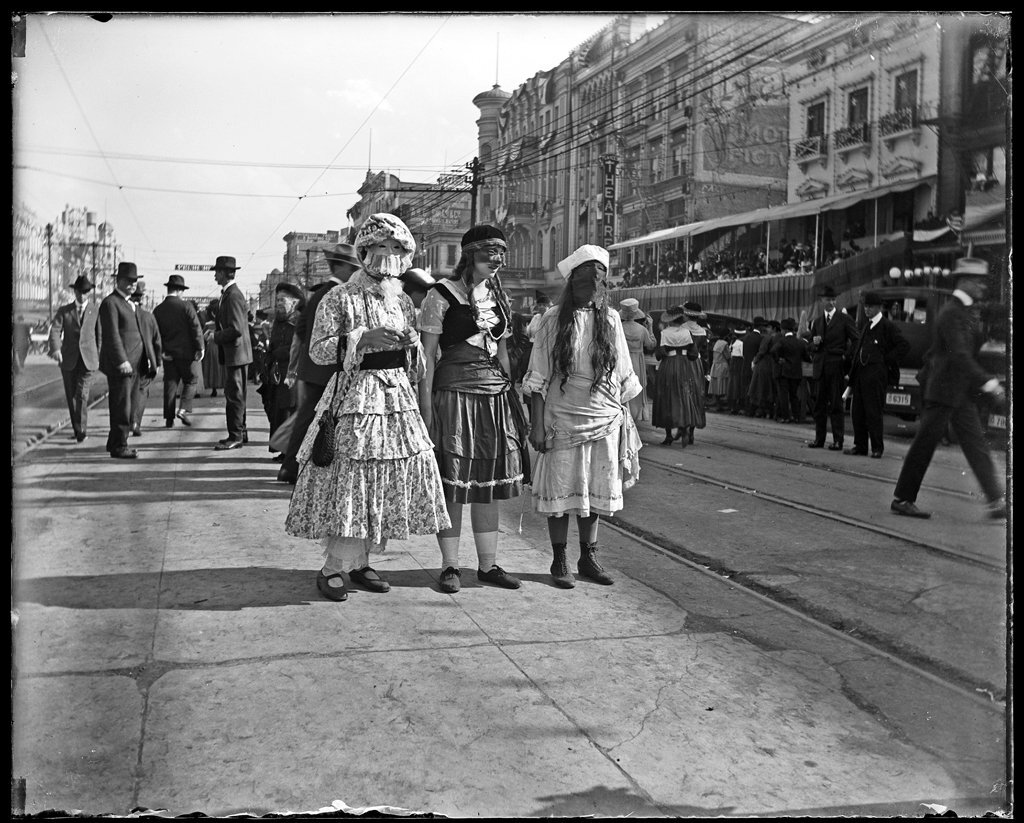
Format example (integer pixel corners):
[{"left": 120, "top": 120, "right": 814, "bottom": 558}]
[{"left": 13, "top": 11, "right": 623, "bottom": 302}]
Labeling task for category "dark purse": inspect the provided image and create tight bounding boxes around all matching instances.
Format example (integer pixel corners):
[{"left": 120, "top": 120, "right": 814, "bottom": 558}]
[{"left": 310, "top": 334, "right": 345, "bottom": 468}]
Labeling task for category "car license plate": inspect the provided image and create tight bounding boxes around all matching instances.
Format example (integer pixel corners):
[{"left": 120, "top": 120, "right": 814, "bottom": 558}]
[
  {"left": 886, "top": 392, "right": 911, "bottom": 406},
  {"left": 988, "top": 413, "right": 1006, "bottom": 430}
]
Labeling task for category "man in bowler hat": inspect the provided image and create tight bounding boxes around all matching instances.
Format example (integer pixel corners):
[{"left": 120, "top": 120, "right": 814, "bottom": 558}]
[
  {"left": 48, "top": 274, "right": 101, "bottom": 442},
  {"left": 210, "top": 256, "right": 253, "bottom": 450},
  {"left": 99, "top": 262, "right": 146, "bottom": 458},
  {"left": 277, "top": 243, "right": 360, "bottom": 483},
  {"left": 803, "top": 284, "right": 859, "bottom": 449},
  {"left": 152, "top": 273, "right": 204, "bottom": 427},
  {"left": 891, "top": 258, "right": 1007, "bottom": 519},
  {"left": 844, "top": 291, "right": 909, "bottom": 458}
]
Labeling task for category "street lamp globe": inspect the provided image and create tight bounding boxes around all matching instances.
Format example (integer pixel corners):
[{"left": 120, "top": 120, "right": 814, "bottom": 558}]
[{"left": 888, "top": 266, "right": 901, "bottom": 280}]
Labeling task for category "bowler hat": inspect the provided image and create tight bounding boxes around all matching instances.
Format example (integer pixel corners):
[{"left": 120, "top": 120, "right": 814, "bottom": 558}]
[
  {"left": 819, "top": 284, "right": 837, "bottom": 298},
  {"left": 862, "top": 291, "right": 883, "bottom": 306},
  {"left": 274, "top": 281, "right": 304, "bottom": 301},
  {"left": 781, "top": 317, "right": 796, "bottom": 332},
  {"left": 116, "top": 262, "right": 139, "bottom": 281},
  {"left": 752, "top": 315, "right": 767, "bottom": 326},
  {"left": 401, "top": 267, "right": 436, "bottom": 291},
  {"left": 322, "top": 243, "right": 361, "bottom": 269},
  {"left": 212, "top": 256, "right": 240, "bottom": 271},
  {"left": 950, "top": 257, "right": 990, "bottom": 278},
  {"left": 71, "top": 274, "right": 94, "bottom": 293},
  {"left": 164, "top": 274, "right": 189, "bottom": 290}
]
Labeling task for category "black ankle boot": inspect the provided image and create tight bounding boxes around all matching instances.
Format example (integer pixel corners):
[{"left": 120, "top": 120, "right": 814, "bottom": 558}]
[
  {"left": 578, "top": 542, "right": 614, "bottom": 585},
  {"left": 660, "top": 429, "right": 673, "bottom": 446},
  {"left": 550, "top": 543, "right": 575, "bottom": 589}
]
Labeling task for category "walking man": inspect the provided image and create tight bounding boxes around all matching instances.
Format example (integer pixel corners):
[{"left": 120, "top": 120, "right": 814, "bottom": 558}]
[
  {"left": 99, "top": 262, "right": 145, "bottom": 459},
  {"left": 152, "top": 273, "right": 204, "bottom": 428},
  {"left": 129, "top": 280, "right": 162, "bottom": 437},
  {"left": 844, "top": 291, "right": 909, "bottom": 458},
  {"left": 804, "top": 284, "right": 859, "bottom": 450},
  {"left": 210, "top": 255, "right": 253, "bottom": 450},
  {"left": 47, "top": 274, "right": 100, "bottom": 443},
  {"left": 891, "top": 258, "right": 1007, "bottom": 519},
  {"left": 277, "top": 243, "right": 360, "bottom": 483}
]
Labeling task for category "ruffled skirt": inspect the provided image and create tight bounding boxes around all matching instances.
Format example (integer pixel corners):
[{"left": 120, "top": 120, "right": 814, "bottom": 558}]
[{"left": 285, "top": 369, "right": 451, "bottom": 544}]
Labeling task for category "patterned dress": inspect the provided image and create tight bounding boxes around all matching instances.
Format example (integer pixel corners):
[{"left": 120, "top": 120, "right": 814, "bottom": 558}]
[
  {"left": 523, "top": 306, "right": 642, "bottom": 518},
  {"left": 285, "top": 271, "right": 450, "bottom": 546},
  {"left": 419, "top": 278, "right": 529, "bottom": 504}
]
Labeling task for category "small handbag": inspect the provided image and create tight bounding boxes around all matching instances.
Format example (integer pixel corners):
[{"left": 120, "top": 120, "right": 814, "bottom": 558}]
[{"left": 310, "top": 334, "right": 345, "bottom": 468}]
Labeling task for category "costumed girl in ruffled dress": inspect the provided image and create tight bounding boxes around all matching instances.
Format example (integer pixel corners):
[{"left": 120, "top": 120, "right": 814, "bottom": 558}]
[
  {"left": 418, "top": 225, "right": 530, "bottom": 594},
  {"left": 285, "top": 213, "right": 450, "bottom": 602},
  {"left": 523, "top": 244, "right": 643, "bottom": 589}
]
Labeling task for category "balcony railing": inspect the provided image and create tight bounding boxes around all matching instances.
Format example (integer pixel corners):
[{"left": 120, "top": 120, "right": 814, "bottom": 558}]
[
  {"left": 879, "top": 107, "right": 919, "bottom": 137},
  {"left": 834, "top": 121, "right": 870, "bottom": 151},
  {"left": 795, "top": 134, "right": 827, "bottom": 161}
]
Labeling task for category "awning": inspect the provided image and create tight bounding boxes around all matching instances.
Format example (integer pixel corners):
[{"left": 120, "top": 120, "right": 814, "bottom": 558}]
[
  {"left": 689, "top": 176, "right": 937, "bottom": 238},
  {"left": 608, "top": 220, "right": 708, "bottom": 251}
]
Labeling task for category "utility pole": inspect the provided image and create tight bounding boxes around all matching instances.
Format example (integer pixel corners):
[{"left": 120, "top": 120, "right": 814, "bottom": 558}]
[
  {"left": 466, "top": 157, "right": 485, "bottom": 227},
  {"left": 304, "top": 248, "right": 312, "bottom": 290},
  {"left": 45, "top": 223, "right": 54, "bottom": 321}
]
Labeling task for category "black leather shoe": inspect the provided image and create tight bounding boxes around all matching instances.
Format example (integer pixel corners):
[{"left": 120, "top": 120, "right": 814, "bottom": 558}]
[
  {"left": 806, "top": 440, "right": 825, "bottom": 448},
  {"left": 827, "top": 441, "right": 844, "bottom": 451},
  {"left": 75, "top": 433, "right": 88, "bottom": 443},
  {"left": 842, "top": 447, "right": 867, "bottom": 456},
  {"left": 316, "top": 571, "right": 348, "bottom": 602},
  {"left": 349, "top": 566, "right": 391, "bottom": 593},
  {"left": 215, "top": 438, "right": 244, "bottom": 450},
  {"left": 131, "top": 426, "right": 142, "bottom": 437},
  {"left": 242, "top": 431, "right": 249, "bottom": 444},
  {"left": 891, "top": 499, "right": 931, "bottom": 519},
  {"left": 477, "top": 565, "right": 521, "bottom": 589},
  {"left": 439, "top": 566, "right": 462, "bottom": 593},
  {"left": 165, "top": 419, "right": 174, "bottom": 428},
  {"left": 110, "top": 447, "right": 138, "bottom": 459},
  {"left": 870, "top": 450, "right": 883, "bottom": 459},
  {"left": 276, "top": 466, "right": 297, "bottom": 484},
  {"left": 176, "top": 410, "right": 193, "bottom": 427}
]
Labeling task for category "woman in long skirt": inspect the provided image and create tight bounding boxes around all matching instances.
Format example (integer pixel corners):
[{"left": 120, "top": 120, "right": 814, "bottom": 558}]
[
  {"left": 200, "top": 300, "right": 224, "bottom": 397},
  {"left": 651, "top": 305, "right": 705, "bottom": 447},
  {"left": 618, "top": 298, "right": 657, "bottom": 422},
  {"left": 418, "top": 224, "right": 530, "bottom": 594},
  {"left": 524, "top": 245, "right": 642, "bottom": 589},
  {"left": 679, "top": 301, "right": 709, "bottom": 443},
  {"left": 285, "top": 213, "right": 450, "bottom": 602},
  {"left": 708, "top": 331, "right": 732, "bottom": 410}
]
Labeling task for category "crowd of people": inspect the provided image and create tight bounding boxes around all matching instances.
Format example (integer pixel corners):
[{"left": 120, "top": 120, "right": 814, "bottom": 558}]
[{"left": 41, "top": 218, "right": 1006, "bottom": 604}]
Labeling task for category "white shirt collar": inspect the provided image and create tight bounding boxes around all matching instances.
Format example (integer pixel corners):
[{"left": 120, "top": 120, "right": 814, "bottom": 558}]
[
  {"left": 952, "top": 288, "right": 974, "bottom": 306},
  {"left": 869, "top": 314, "right": 882, "bottom": 329}
]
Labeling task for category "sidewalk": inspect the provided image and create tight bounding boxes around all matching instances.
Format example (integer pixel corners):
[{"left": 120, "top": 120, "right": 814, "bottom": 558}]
[{"left": 11, "top": 392, "right": 1006, "bottom": 817}]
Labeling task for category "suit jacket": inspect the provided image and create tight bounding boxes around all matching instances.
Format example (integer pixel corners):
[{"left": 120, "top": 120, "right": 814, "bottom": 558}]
[
  {"left": 98, "top": 290, "right": 144, "bottom": 377},
  {"left": 848, "top": 315, "right": 909, "bottom": 386},
  {"left": 48, "top": 300, "right": 100, "bottom": 372},
  {"left": 153, "top": 295, "right": 204, "bottom": 360},
  {"left": 803, "top": 310, "right": 859, "bottom": 378},
  {"left": 295, "top": 279, "right": 343, "bottom": 386},
  {"left": 741, "top": 329, "right": 762, "bottom": 369},
  {"left": 136, "top": 307, "right": 162, "bottom": 379},
  {"left": 213, "top": 282, "right": 253, "bottom": 367},
  {"left": 922, "top": 297, "right": 992, "bottom": 408},
  {"left": 771, "top": 332, "right": 809, "bottom": 380}
]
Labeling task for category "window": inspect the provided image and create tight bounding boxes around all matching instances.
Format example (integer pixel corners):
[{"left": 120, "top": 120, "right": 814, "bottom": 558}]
[
  {"left": 847, "top": 87, "right": 869, "bottom": 125},
  {"left": 806, "top": 101, "right": 825, "bottom": 136},
  {"left": 647, "top": 139, "right": 663, "bottom": 183},
  {"left": 671, "top": 145, "right": 686, "bottom": 178},
  {"left": 971, "top": 35, "right": 1008, "bottom": 85},
  {"left": 894, "top": 70, "right": 917, "bottom": 111},
  {"left": 446, "top": 245, "right": 457, "bottom": 266}
]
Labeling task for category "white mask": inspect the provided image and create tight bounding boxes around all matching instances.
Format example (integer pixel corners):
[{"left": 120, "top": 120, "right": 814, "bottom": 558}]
[{"left": 364, "top": 252, "right": 406, "bottom": 279}]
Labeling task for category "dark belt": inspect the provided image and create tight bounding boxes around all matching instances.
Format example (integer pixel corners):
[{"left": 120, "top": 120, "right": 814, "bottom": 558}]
[{"left": 359, "top": 350, "right": 407, "bottom": 370}]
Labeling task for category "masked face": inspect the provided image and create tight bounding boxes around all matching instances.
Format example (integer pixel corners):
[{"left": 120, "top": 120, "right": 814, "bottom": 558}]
[
  {"left": 471, "top": 243, "right": 507, "bottom": 280},
  {"left": 569, "top": 261, "right": 607, "bottom": 307},
  {"left": 363, "top": 238, "right": 408, "bottom": 279}
]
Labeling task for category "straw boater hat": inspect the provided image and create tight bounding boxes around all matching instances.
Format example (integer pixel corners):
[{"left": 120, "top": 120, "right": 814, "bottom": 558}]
[
  {"left": 556, "top": 244, "right": 609, "bottom": 279},
  {"left": 619, "top": 298, "right": 646, "bottom": 321}
]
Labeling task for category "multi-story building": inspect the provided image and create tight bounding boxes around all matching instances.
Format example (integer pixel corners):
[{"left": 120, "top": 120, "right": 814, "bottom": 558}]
[
  {"left": 282, "top": 230, "right": 341, "bottom": 291},
  {"left": 13, "top": 203, "right": 49, "bottom": 321}
]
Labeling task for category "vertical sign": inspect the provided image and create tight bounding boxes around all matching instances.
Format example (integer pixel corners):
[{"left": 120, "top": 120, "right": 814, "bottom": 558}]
[{"left": 601, "top": 155, "right": 618, "bottom": 247}]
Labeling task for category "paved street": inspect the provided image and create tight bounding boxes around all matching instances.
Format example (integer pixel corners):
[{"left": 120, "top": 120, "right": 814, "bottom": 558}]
[{"left": 10, "top": 382, "right": 1009, "bottom": 818}]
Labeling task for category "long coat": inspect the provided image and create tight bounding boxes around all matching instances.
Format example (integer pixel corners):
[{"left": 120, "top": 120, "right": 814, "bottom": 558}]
[
  {"left": 295, "top": 279, "right": 343, "bottom": 387},
  {"left": 98, "top": 291, "right": 144, "bottom": 377},
  {"left": 921, "top": 297, "right": 992, "bottom": 408},
  {"left": 213, "top": 282, "right": 253, "bottom": 367},
  {"left": 153, "top": 295, "right": 204, "bottom": 360},
  {"left": 48, "top": 300, "right": 100, "bottom": 372}
]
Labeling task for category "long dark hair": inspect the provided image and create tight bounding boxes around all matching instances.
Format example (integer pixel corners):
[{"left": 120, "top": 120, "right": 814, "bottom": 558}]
[
  {"left": 552, "top": 275, "right": 616, "bottom": 393},
  {"left": 452, "top": 250, "right": 512, "bottom": 333}
]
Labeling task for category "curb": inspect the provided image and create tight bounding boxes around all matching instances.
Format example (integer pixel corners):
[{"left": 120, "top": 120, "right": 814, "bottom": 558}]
[{"left": 12, "top": 391, "right": 109, "bottom": 463}]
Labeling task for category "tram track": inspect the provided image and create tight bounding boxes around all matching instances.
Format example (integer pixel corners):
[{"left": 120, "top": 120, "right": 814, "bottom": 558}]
[
  {"left": 599, "top": 515, "right": 1007, "bottom": 711},
  {"left": 636, "top": 450, "right": 1003, "bottom": 572}
]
